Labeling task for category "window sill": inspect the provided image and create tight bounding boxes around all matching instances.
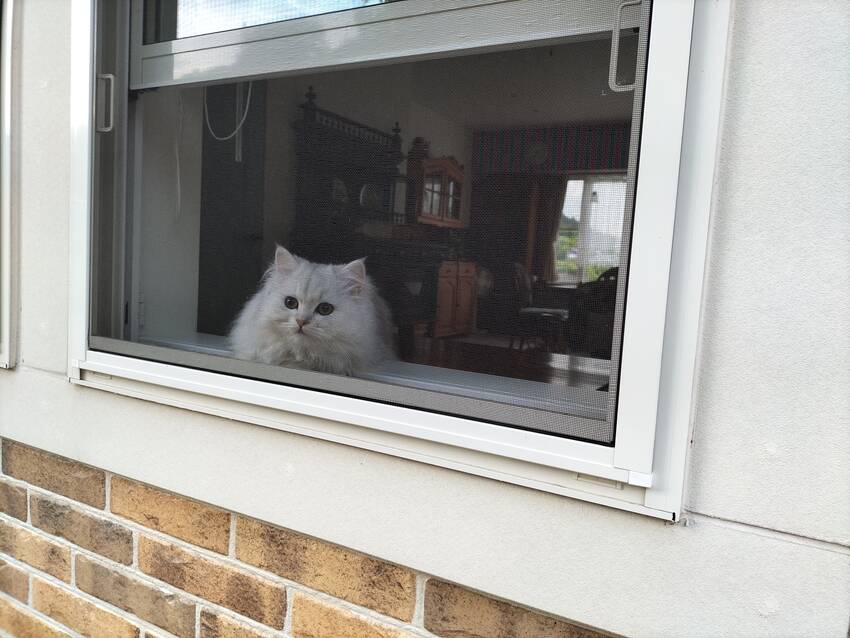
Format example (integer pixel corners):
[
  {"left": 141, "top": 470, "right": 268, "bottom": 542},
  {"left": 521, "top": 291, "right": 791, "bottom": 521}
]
[
  {"left": 138, "top": 332, "right": 610, "bottom": 419},
  {"left": 74, "top": 350, "right": 673, "bottom": 519}
]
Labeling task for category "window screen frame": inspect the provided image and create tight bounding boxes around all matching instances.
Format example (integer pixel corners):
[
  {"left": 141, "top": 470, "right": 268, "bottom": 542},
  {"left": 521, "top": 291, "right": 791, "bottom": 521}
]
[{"left": 69, "top": 0, "right": 730, "bottom": 519}]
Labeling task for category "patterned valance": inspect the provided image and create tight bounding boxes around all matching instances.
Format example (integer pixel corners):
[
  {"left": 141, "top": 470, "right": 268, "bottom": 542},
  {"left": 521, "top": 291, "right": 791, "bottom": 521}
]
[{"left": 472, "top": 123, "right": 630, "bottom": 175}]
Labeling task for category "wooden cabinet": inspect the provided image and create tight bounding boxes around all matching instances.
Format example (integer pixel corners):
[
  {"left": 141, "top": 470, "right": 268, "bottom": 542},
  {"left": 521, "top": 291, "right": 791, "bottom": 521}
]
[
  {"left": 406, "top": 138, "right": 466, "bottom": 228},
  {"left": 418, "top": 158, "right": 464, "bottom": 227},
  {"left": 434, "top": 260, "right": 476, "bottom": 337},
  {"left": 455, "top": 262, "right": 477, "bottom": 334},
  {"left": 434, "top": 265, "right": 457, "bottom": 337}
]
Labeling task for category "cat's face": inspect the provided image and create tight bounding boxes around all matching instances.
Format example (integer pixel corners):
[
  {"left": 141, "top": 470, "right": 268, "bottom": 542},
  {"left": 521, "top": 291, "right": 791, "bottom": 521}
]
[{"left": 264, "top": 247, "right": 367, "bottom": 343}]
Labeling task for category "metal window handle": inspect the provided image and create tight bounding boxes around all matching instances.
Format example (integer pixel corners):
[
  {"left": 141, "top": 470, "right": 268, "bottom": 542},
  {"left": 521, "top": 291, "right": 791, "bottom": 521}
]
[
  {"left": 608, "top": 0, "right": 640, "bottom": 93},
  {"left": 96, "top": 73, "right": 115, "bottom": 133}
]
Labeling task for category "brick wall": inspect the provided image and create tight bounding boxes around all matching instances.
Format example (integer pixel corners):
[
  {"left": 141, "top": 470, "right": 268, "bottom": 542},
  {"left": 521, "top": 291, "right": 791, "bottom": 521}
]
[{"left": 0, "top": 439, "right": 606, "bottom": 638}]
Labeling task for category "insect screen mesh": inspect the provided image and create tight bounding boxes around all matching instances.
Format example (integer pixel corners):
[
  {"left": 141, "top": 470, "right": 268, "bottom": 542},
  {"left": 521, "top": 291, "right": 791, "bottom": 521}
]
[{"left": 95, "top": 1, "right": 651, "bottom": 443}]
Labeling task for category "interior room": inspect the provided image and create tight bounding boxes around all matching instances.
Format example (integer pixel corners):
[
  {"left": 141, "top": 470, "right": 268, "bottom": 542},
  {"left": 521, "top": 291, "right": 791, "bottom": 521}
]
[{"left": 117, "top": 32, "right": 640, "bottom": 417}]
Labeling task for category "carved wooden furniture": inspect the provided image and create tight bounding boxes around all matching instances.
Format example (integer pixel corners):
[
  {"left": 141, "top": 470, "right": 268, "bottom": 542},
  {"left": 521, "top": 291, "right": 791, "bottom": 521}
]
[
  {"left": 292, "top": 87, "right": 403, "bottom": 264},
  {"left": 291, "top": 95, "right": 477, "bottom": 349},
  {"left": 418, "top": 157, "right": 464, "bottom": 227},
  {"left": 406, "top": 138, "right": 465, "bottom": 228}
]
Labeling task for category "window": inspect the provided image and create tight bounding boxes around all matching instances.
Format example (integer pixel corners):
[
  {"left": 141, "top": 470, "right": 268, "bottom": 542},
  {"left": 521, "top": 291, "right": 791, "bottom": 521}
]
[
  {"left": 554, "top": 175, "right": 627, "bottom": 286},
  {"left": 416, "top": 157, "right": 464, "bottom": 227},
  {"left": 71, "top": 0, "right": 725, "bottom": 518}
]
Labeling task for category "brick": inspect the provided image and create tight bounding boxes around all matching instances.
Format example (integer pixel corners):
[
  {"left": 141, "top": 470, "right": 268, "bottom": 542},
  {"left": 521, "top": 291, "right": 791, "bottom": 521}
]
[
  {"left": 31, "top": 493, "right": 133, "bottom": 564},
  {"left": 291, "top": 593, "right": 416, "bottom": 638},
  {"left": 0, "top": 558, "right": 29, "bottom": 602},
  {"left": 139, "top": 535, "right": 286, "bottom": 628},
  {"left": 236, "top": 517, "right": 415, "bottom": 622},
  {"left": 199, "top": 609, "right": 278, "bottom": 638},
  {"left": 111, "top": 477, "right": 230, "bottom": 554},
  {"left": 33, "top": 578, "right": 140, "bottom": 638},
  {"left": 0, "top": 479, "right": 28, "bottom": 521},
  {"left": 424, "top": 579, "right": 607, "bottom": 638},
  {"left": 75, "top": 555, "right": 196, "bottom": 638},
  {"left": 0, "top": 519, "right": 71, "bottom": 581},
  {"left": 2, "top": 440, "right": 105, "bottom": 508},
  {"left": 0, "top": 595, "right": 72, "bottom": 638}
]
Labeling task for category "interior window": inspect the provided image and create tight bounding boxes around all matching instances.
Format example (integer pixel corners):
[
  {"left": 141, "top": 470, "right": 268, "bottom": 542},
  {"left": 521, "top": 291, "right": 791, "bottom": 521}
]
[
  {"left": 92, "top": 1, "right": 650, "bottom": 444},
  {"left": 554, "top": 175, "right": 627, "bottom": 286}
]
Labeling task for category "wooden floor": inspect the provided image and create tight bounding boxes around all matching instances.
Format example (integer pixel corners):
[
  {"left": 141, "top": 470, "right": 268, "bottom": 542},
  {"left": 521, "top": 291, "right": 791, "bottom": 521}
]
[{"left": 404, "top": 335, "right": 610, "bottom": 391}]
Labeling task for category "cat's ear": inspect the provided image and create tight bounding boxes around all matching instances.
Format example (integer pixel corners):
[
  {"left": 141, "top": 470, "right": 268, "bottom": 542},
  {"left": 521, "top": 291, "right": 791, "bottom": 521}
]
[
  {"left": 274, "top": 245, "right": 298, "bottom": 274},
  {"left": 340, "top": 258, "right": 367, "bottom": 295}
]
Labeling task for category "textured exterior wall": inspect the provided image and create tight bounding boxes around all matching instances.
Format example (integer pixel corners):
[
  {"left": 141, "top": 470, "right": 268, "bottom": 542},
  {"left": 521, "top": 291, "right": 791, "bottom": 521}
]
[
  {"left": 685, "top": 0, "right": 850, "bottom": 546},
  {"left": 0, "top": 439, "right": 602, "bottom": 638},
  {"left": 0, "top": 1, "right": 849, "bottom": 637}
]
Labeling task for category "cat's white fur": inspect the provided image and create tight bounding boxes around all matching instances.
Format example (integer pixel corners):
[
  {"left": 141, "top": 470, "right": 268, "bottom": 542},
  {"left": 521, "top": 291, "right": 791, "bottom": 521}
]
[{"left": 229, "top": 246, "right": 395, "bottom": 376}]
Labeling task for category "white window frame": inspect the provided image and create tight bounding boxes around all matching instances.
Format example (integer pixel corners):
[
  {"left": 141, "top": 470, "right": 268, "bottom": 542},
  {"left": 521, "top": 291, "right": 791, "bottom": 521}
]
[
  {"left": 68, "top": 0, "right": 731, "bottom": 520},
  {"left": 128, "top": 0, "right": 647, "bottom": 90},
  {"left": 0, "top": 0, "right": 15, "bottom": 369}
]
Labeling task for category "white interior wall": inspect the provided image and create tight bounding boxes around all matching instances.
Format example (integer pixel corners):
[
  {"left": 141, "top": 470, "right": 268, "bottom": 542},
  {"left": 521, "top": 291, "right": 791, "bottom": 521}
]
[
  {"left": 3, "top": 1, "right": 849, "bottom": 637},
  {"left": 137, "top": 88, "right": 204, "bottom": 342},
  {"left": 409, "top": 36, "right": 636, "bottom": 128}
]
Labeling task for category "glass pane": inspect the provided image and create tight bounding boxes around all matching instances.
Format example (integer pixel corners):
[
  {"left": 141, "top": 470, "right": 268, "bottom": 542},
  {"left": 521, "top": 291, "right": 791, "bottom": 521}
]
[
  {"left": 144, "top": 0, "right": 405, "bottom": 44},
  {"left": 582, "top": 178, "right": 627, "bottom": 282},
  {"left": 423, "top": 176, "right": 441, "bottom": 215},
  {"left": 554, "top": 177, "right": 626, "bottom": 285},
  {"left": 448, "top": 195, "right": 461, "bottom": 219},
  {"left": 422, "top": 188, "right": 434, "bottom": 216},
  {"left": 554, "top": 179, "right": 583, "bottom": 284},
  {"left": 96, "top": 3, "right": 650, "bottom": 443}
]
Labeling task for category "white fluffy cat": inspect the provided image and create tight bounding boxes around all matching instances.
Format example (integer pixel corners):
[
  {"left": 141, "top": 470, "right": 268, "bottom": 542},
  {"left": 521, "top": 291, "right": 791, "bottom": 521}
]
[{"left": 229, "top": 246, "right": 395, "bottom": 376}]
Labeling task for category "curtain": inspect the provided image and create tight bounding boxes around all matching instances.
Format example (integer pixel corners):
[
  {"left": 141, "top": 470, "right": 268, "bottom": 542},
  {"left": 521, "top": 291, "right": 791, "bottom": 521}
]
[
  {"left": 472, "top": 123, "right": 630, "bottom": 175},
  {"left": 529, "top": 175, "right": 569, "bottom": 282}
]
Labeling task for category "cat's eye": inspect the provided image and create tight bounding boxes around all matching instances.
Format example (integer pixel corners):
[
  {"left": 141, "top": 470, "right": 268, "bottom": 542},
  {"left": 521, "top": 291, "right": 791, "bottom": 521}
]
[
  {"left": 284, "top": 296, "right": 299, "bottom": 309},
  {"left": 315, "top": 302, "right": 334, "bottom": 316}
]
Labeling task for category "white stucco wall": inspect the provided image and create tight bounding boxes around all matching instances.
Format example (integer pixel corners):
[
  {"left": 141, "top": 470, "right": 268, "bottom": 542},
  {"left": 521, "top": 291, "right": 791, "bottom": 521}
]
[
  {"left": 1, "top": 1, "right": 848, "bottom": 637},
  {"left": 685, "top": 0, "right": 850, "bottom": 547}
]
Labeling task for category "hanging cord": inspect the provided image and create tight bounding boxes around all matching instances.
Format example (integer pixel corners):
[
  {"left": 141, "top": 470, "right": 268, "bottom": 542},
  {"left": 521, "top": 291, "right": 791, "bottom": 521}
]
[{"left": 204, "top": 81, "right": 253, "bottom": 141}]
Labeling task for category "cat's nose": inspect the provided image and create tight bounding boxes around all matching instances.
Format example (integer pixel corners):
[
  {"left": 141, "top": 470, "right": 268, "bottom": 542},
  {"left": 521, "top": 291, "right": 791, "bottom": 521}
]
[{"left": 296, "top": 318, "right": 309, "bottom": 329}]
